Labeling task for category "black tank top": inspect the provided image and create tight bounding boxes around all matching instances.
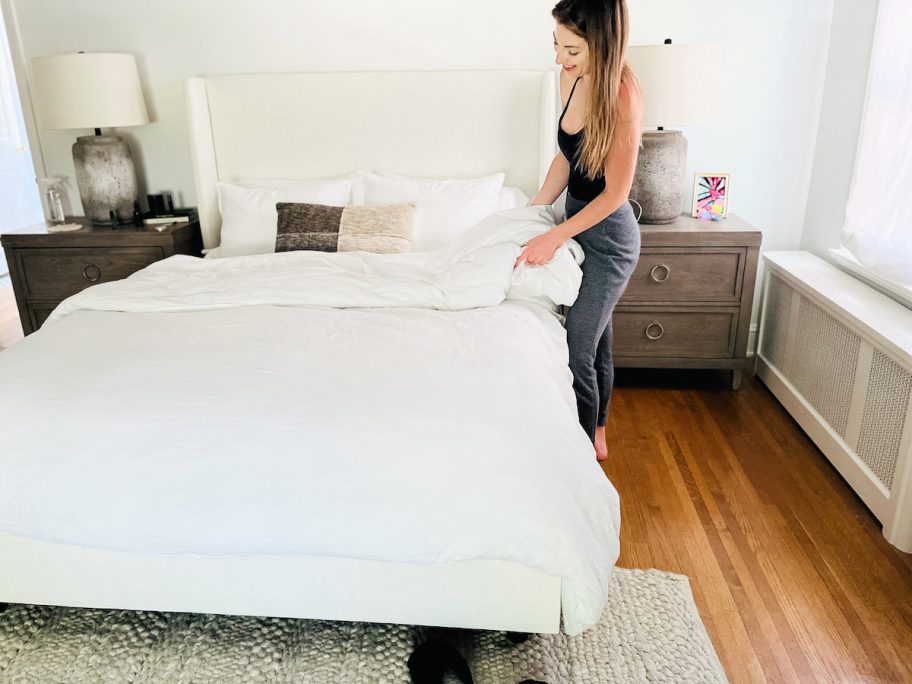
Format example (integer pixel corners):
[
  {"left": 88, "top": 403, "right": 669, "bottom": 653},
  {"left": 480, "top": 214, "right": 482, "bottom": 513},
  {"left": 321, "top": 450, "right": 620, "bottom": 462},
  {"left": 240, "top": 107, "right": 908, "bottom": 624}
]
[{"left": 557, "top": 77, "right": 606, "bottom": 202}]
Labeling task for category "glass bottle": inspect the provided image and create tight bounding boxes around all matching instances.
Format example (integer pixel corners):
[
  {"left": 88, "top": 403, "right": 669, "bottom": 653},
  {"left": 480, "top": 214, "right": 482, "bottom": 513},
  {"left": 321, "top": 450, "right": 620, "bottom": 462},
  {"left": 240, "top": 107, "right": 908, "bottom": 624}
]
[
  {"left": 46, "top": 186, "right": 65, "bottom": 224},
  {"left": 37, "top": 178, "right": 66, "bottom": 224}
]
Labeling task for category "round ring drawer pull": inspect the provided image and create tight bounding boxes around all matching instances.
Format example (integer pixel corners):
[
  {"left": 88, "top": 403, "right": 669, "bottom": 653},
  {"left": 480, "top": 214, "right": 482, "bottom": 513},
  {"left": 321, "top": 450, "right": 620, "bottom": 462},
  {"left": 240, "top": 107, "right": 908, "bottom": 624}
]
[
  {"left": 645, "top": 321, "right": 664, "bottom": 340},
  {"left": 650, "top": 264, "right": 671, "bottom": 282},
  {"left": 83, "top": 264, "right": 101, "bottom": 282}
]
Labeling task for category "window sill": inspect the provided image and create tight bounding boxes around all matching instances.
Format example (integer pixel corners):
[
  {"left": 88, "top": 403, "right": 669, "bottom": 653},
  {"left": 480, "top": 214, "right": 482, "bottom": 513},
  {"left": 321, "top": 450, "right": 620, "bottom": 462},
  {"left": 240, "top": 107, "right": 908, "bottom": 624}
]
[{"left": 828, "top": 246, "right": 912, "bottom": 312}]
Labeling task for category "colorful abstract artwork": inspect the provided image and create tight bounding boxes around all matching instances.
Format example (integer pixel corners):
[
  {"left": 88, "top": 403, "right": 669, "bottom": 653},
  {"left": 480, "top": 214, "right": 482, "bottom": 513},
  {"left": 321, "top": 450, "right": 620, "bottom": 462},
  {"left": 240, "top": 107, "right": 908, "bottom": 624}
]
[{"left": 691, "top": 173, "right": 730, "bottom": 220}]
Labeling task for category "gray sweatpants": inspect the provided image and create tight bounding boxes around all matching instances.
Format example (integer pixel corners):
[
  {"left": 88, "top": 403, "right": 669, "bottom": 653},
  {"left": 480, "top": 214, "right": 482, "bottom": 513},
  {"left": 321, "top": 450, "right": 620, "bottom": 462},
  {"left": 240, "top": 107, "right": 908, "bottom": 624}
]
[{"left": 564, "top": 194, "right": 640, "bottom": 440}]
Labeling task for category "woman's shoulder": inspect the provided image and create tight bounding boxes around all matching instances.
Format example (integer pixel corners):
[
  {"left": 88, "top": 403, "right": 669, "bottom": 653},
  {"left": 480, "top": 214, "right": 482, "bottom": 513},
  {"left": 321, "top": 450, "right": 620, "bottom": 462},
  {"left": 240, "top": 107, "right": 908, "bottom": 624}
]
[
  {"left": 617, "top": 75, "right": 644, "bottom": 121},
  {"left": 618, "top": 74, "right": 642, "bottom": 104}
]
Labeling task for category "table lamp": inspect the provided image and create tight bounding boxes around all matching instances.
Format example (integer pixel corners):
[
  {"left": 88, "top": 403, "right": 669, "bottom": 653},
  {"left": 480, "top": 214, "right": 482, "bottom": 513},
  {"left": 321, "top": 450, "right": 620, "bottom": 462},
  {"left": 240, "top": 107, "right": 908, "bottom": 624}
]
[
  {"left": 626, "top": 40, "right": 720, "bottom": 223},
  {"left": 31, "top": 53, "right": 149, "bottom": 225}
]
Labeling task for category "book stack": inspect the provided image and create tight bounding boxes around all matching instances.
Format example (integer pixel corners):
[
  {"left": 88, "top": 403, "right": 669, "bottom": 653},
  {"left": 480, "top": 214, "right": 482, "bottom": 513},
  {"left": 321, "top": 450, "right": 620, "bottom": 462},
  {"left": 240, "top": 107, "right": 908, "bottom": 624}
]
[{"left": 143, "top": 208, "right": 198, "bottom": 227}]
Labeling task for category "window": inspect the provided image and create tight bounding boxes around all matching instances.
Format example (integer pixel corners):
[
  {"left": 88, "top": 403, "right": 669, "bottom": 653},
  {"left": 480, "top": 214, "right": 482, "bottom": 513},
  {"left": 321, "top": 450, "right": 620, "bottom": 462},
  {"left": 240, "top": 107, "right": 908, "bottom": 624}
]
[{"left": 839, "top": 0, "right": 912, "bottom": 288}]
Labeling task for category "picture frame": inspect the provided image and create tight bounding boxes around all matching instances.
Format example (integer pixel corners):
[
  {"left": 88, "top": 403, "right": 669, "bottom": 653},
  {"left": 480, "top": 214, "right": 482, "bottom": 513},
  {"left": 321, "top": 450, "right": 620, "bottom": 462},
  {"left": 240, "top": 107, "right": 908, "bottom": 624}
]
[{"left": 691, "top": 173, "right": 731, "bottom": 220}]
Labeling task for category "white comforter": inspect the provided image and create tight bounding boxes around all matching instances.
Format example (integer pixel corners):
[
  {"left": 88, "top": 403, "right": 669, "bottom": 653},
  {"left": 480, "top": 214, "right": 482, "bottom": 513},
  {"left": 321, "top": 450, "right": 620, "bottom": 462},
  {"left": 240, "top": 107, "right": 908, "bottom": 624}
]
[{"left": 0, "top": 206, "right": 621, "bottom": 635}]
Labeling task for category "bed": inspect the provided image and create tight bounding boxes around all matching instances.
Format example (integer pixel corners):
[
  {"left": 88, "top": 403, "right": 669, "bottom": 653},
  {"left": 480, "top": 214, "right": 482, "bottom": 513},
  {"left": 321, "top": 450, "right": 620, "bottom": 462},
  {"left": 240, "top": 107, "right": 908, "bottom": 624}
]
[{"left": 0, "top": 70, "right": 620, "bottom": 637}]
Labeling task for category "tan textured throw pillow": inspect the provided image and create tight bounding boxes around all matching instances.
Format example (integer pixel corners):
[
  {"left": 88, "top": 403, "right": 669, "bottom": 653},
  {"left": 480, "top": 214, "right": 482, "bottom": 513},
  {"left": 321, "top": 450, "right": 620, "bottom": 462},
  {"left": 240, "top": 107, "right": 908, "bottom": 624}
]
[{"left": 275, "top": 202, "right": 415, "bottom": 254}]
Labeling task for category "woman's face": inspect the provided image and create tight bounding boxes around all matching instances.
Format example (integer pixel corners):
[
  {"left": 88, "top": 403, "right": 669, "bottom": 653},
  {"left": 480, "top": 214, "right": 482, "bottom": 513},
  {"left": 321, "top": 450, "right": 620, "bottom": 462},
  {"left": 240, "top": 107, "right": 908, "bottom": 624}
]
[{"left": 553, "top": 23, "right": 589, "bottom": 77}]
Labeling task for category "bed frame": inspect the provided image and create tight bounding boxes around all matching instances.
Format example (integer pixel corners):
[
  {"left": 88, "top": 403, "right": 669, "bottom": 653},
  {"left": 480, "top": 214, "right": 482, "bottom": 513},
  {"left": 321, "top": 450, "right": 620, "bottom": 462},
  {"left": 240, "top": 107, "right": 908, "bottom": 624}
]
[{"left": 0, "top": 70, "right": 565, "bottom": 634}]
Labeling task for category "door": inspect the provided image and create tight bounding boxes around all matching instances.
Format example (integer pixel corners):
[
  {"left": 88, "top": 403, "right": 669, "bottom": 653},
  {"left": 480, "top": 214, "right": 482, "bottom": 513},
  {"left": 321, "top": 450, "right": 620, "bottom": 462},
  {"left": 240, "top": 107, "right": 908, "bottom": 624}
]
[{"left": 0, "top": 3, "right": 43, "bottom": 278}]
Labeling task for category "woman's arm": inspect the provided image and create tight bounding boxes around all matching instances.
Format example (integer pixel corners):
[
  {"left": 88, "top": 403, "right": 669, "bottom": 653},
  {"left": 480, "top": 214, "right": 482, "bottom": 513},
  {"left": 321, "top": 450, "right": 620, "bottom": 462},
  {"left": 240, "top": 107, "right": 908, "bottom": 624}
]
[
  {"left": 517, "top": 81, "right": 644, "bottom": 267},
  {"left": 530, "top": 152, "right": 571, "bottom": 206}
]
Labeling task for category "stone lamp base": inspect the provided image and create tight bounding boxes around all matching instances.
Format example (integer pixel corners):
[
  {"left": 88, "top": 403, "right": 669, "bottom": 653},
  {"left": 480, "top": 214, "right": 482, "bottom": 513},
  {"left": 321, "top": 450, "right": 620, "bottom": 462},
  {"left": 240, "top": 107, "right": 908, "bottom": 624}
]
[
  {"left": 72, "top": 135, "right": 139, "bottom": 225},
  {"left": 629, "top": 130, "right": 687, "bottom": 224}
]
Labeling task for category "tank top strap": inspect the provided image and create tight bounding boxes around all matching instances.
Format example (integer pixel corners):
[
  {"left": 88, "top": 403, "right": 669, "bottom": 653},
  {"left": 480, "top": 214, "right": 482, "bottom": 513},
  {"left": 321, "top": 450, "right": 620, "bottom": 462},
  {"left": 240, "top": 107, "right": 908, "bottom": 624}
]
[{"left": 559, "top": 77, "right": 582, "bottom": 124}]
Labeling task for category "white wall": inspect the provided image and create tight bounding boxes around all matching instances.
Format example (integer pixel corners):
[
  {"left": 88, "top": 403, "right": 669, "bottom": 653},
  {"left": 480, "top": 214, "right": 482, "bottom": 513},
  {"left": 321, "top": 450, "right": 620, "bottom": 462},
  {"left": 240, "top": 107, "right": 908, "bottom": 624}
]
[
  {"left": 800, "top": 0, "right": 879, "bottom": 259},
  {"left": 5, "top": 0, "right": 838, "bottom": 324}
]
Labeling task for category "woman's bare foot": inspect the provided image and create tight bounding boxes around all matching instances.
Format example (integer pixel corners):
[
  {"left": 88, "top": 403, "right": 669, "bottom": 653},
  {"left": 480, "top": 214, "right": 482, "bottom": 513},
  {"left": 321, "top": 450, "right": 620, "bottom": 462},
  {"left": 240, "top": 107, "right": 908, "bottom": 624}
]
[{"left": 594, "top": 425, "right": 608, "bottom": 461}]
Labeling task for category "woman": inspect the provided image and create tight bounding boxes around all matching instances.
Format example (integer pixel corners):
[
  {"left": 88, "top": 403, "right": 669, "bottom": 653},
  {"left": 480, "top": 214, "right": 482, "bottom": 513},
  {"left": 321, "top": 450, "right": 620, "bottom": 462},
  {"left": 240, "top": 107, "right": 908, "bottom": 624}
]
[{"left": 516, "top": 0, "right": 643, "bottom": 461}]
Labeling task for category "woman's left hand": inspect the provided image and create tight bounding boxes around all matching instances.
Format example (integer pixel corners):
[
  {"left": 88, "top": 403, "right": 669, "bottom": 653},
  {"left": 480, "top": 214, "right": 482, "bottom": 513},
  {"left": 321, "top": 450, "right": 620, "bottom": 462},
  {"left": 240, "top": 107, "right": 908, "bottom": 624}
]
[{"left": 515, "top": 230, "right": 566, "bottom": 268}]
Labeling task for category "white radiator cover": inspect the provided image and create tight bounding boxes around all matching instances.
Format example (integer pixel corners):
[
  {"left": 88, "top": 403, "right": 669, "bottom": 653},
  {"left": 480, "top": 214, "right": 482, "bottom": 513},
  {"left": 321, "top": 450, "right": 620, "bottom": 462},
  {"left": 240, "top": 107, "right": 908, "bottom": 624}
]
[{"left": 756, "top": 251, "right": 912, "bottom": 552}]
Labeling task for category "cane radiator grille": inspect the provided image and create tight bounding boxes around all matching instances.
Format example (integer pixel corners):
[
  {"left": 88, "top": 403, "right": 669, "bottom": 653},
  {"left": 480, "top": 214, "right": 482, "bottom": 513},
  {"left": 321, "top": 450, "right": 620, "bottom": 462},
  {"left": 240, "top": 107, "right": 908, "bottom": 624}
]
[
  {"left": 788, "top": 296, "right": 860, "bottom": 438},
  {"left": 856, "top": 350, "right": 912, "bottom": 491},
  {"left": 760, "top": 275, "right": 791, "bottom": 370}
]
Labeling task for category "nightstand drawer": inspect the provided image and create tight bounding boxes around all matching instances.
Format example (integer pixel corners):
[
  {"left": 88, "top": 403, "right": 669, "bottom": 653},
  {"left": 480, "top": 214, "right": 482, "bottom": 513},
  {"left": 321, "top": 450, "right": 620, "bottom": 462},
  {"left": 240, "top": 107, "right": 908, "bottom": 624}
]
[
  {"left": 621, "top": 248, "right": 745, "bottom": 302},
  {"left": 613, "top": 307, "right": 738, "bottom": 358},
  {"left": 27, "top": 303, "right": 59, "bottom": 331},
  {"left": 17, "top": 247, "right": 163, "bottom": 298}
]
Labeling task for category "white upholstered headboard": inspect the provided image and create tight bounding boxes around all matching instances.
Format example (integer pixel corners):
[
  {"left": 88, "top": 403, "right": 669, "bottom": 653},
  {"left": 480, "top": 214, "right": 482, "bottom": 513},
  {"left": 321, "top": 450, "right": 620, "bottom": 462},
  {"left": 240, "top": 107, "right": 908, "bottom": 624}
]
[{"left": 186, "top": 70, "right": 558, "bottom": 248}]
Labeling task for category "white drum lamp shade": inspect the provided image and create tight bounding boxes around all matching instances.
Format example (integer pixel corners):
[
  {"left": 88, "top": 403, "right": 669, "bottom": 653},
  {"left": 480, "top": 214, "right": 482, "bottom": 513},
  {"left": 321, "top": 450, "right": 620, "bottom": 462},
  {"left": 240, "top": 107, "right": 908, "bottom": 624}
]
[
  {"left": 31, "top": 53, "right": 148, "bottom": 130},
  {"left": 31, "top": 53, "right": 150, "bottom": 224},
  {"left": 626, "top": 42, "right": 720, "bottom": 223}
]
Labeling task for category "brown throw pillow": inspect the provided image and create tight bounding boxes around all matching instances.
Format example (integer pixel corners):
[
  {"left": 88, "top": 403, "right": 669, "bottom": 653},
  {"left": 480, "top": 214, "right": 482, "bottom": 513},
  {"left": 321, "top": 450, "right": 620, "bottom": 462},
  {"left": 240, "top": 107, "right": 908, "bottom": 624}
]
[{"left": 275, "top": 202, "right": 415, "bottom": 254}]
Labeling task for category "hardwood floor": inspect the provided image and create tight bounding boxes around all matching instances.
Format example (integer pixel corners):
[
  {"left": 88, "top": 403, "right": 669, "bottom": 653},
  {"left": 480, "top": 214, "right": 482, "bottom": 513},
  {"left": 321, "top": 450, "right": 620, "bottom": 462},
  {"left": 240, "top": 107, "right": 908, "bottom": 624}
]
[
  {"left": 605, "top": 368, "right": 912, "bottom": 683},
  {"left": 0, "top": 287, "right": 23, "bottom": 351}
]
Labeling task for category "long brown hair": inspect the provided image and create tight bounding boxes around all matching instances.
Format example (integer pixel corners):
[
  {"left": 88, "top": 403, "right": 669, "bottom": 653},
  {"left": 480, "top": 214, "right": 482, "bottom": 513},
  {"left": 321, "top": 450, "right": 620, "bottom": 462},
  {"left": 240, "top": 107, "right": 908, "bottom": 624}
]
[{"left": 552, "top": 0, "right": 638, "bottom": 180}]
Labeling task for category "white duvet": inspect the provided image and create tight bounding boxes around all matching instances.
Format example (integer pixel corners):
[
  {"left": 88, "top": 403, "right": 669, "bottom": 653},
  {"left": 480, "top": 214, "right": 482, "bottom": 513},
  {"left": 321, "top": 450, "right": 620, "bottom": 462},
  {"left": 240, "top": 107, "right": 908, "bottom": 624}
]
[{"left": 0, "top": 206, "right": 621, "bottom": 635}]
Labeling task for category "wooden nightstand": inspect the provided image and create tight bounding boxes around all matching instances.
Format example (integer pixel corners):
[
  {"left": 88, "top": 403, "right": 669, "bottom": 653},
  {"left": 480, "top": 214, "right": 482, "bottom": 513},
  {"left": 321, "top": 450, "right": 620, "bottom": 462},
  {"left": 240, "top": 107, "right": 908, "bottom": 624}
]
[
  {"left": 0, "top": 217, "right": 203, "bottom": 335},
  {"left": 613, "top": 213, "right": 762, "bottom": 389}
]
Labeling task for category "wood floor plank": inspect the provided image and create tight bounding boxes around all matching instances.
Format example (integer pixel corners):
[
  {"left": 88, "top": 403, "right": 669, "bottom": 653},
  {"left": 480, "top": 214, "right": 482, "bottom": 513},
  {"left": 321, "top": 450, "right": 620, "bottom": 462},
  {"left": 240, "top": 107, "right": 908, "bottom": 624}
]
[
  {"left": 708, "top": 382, "right": 909, "bottom": 683},
  {"left": 706, "top": 383, "right": 912, "bottom": 681},
  {"left": 668, "top": 429, "right": 803, "bottom": 683},
  {"left": 605, "top": 368, "right": 912, "bottom": 684},
  {"left": 694, "top": 392, "right": 872, "bottom": 683},
  {"left": 657, "top": 432, "right": 772, "bottom": 683}
]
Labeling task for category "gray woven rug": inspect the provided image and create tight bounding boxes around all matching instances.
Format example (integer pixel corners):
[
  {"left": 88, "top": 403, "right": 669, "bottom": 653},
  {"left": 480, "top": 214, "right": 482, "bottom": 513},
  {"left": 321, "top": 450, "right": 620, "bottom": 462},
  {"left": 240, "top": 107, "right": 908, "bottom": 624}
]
[{"left": 0, "top": 568, "right": 727, "bottom": 683}]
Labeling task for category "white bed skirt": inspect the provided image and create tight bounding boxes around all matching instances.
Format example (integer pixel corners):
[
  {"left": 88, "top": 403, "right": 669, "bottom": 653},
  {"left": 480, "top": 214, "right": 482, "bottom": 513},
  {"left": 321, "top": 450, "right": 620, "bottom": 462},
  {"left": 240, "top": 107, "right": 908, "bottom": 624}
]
[{"left": 0, "top": 533, "right": 562, "bottom": 634}]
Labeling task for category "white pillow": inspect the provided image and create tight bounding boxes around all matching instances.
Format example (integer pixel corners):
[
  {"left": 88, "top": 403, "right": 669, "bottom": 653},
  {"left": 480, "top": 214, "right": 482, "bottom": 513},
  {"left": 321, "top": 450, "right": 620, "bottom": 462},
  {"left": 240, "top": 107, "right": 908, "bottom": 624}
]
[
  {"left": 497, "top": 186, "right": 531, "bottom": 210},
  {"left": 216, "top": 180, "right": 352, "bottom": 257},
  {"left": 354, "top": 171, "right": 505, "bottom": 251}
]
